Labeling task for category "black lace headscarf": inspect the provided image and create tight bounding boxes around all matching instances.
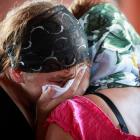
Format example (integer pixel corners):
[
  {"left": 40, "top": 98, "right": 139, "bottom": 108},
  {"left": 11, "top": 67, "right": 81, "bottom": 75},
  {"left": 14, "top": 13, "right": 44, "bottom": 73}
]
[{"left": 6, "top": 5, "right": 89, "bottom": 73}]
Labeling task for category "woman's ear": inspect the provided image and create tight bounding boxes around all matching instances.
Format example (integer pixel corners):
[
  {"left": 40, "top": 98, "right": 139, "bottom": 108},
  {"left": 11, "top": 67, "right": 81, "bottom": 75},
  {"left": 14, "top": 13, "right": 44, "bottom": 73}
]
[{"left": 9, "top": 68, "right": 24, "bottom": 83}]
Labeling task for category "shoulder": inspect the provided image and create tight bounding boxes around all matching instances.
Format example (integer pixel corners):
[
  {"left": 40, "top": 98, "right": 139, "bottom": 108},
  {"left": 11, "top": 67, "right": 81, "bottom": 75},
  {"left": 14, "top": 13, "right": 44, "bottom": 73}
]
[
  {"left": 45, "top": 123, "right": 73, "bottom": 140},
  {"left": 87, "top": 88, "right": 140, "bottom": 136},
  {"left": 47, "top": 96, "right": 89, "bottom": 126},
  {"left": 45, "top": 97, "right": 81, "bottom": 140},
  {"left": 46, "top": 95, "right": 116, "bottom": 140},
  {"left": 46, "top": 96, "right": 100, "bottom": 140}
]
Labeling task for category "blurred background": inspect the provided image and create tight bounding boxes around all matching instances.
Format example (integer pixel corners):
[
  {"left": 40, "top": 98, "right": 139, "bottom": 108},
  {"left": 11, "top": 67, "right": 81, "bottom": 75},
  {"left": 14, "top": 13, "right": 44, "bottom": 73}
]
[{"left": 0, "top": 0, "right": 140, "bottom": 34}]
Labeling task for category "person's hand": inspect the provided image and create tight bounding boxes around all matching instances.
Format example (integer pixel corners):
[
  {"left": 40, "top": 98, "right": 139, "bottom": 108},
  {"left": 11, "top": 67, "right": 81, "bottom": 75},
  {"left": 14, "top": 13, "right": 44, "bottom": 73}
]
[
  {"left": 35, "top": 66, "right": 90, "bottom": 139},
  {"left": 36, "top": 66, "right": 90, "bottom": 121}
]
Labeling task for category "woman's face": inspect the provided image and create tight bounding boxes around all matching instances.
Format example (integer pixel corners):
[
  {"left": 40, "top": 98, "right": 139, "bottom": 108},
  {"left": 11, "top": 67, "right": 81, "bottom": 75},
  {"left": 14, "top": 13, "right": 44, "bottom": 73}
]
[{"left": 21, "top": 65, "right": 78, "bottom": 101}]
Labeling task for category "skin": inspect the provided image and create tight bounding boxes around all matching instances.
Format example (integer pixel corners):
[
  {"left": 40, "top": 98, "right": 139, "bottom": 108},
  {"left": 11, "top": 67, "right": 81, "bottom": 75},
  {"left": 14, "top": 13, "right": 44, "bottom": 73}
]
[
  {"left": 13, "top": 66, "right": 79, "bottom": 102},
  {"left": 35, "top": 64, "right": 90, "bottom": 139},
  {"left": 0, "top": 63, "right": 90, "bottom": 139},
  {"left": 37, "top": 0, "right": 140, "bottom": 138},
  {"left": 1, "top": 1, "right": 139, "bottom": 139},
  {"left": 45, "top": 87, "right": 140, "bottom": 140},
  {"left": 7, "top": 64, "right": 89, "bottom": 103},
  {"left": 42, "top": 0, "right": 140, "bottom": 139},
  {"left": 42, "top": 0, "right": 140, "bottom": 140}
]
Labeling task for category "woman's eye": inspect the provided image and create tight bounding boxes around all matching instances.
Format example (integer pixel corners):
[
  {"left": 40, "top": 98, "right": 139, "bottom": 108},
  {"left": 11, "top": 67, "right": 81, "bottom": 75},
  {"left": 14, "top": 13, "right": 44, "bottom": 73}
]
[
  {"left": 49, "top": 79, "right": 68, "bottom": 86},
  {"left": 54, "top": 80, "right": 67, "bottom": 87},
  {"left": 50, "top": 80, "right": 64, "bottom": 85},
  {"left": 55, "top": 81, "right": 63, "bottom": 84}
]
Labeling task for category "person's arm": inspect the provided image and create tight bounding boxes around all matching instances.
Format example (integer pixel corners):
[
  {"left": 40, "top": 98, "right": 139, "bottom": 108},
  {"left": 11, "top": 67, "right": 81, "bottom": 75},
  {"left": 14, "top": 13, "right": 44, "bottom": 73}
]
[
  {"left": 35, "top": 66, "right": 90, "bottom": 140},
  {"left": 45, "top": 123, "right": 73, "bottom": 140}
]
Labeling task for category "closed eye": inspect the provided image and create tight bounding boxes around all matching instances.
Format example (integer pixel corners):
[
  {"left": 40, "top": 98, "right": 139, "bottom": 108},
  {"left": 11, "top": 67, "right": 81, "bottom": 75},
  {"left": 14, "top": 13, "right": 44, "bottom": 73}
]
[
  {"left": 48, "top": 80, "right": 66, "bottom": 87},
  {"left": 48, "top": 74, "right": 75, "bottom": 87}
]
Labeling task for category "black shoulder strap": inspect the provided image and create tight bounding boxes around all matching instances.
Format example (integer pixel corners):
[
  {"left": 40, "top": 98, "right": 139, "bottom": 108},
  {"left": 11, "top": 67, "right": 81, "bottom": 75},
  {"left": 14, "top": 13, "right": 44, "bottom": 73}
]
[{"left": 86, "top": 89, "right": 129, "bottom": 133}]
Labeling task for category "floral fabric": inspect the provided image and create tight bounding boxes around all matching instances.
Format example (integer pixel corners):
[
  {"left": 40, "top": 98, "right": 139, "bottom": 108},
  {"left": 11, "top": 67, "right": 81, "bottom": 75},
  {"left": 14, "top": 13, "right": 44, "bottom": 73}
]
[{"left": 79, "top": 3, "right": 140, "bottom": 90}]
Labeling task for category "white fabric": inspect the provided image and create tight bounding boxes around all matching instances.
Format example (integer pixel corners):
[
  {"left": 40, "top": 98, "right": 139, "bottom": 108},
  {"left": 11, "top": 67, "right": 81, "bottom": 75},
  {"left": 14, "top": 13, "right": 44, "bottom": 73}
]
[{"left": 42, "top": 65, "right": 87, "bottom": 98}]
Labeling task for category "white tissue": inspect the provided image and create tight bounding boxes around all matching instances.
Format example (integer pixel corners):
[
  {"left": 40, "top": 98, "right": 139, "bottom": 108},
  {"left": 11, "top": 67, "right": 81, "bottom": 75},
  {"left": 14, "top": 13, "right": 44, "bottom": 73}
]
[
  {"left": 42, "top": 65, "right": 87, "bottom": 98},
  {"left": 42, "top": 78, "right": 74, "bottom": 98}
]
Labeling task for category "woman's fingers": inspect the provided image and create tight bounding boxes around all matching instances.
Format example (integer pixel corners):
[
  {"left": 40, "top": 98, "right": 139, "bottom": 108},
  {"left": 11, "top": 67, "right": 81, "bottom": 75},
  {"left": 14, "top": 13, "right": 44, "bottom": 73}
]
[
  {"left": 75, "top": 66, "right": 90, "bottom": 95},
  {"left": 36, "top": 87, "right": 56, "bottom": 122},
  {"left": 36, "top": 65, "right": 90, "bottom": 122},
  {"left": 37, "top": 67, "right": 85, "bottom": 108},
  {"left": 37, "top": 87, "right": 54, "bottom": 108},
  {"left": 41, "top": 67, "right": 88, "bottom": 110},
  {"left": 60, "top": 66, "right": 88, "bottom": 99}
]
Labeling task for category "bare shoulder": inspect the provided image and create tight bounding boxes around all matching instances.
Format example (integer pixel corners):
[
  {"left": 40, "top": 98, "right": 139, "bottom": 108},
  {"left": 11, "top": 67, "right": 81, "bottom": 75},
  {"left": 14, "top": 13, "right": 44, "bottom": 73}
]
[
  {"left": 85, "top": 87, "right": 140, "bottom": 102},
  {"left": 85, "top": 87, "right": 140, "bottom": 136},
  {"left": 45, "top": 123, "right": 73, "bottom": 140}
]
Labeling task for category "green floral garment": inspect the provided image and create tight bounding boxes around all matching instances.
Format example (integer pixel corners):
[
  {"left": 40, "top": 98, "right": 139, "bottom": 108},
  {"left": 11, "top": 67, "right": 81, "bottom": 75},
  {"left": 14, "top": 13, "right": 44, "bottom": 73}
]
[{"left": 79, "top": 3, "right": 140, "bottom": 90}]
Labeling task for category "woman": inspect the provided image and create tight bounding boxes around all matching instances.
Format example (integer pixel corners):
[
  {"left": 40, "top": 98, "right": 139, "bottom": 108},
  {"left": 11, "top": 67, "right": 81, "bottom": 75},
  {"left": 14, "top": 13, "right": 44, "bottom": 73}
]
[
  {"left": 0, "top": 1, "right": 89, "bottom": 139},
  {"left": 43, "top": 0, "right": 140, "bottom": 140}
]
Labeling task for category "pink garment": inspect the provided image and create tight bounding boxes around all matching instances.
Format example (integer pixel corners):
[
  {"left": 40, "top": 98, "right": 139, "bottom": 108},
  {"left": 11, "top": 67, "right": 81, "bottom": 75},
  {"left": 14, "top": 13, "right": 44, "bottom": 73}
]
[{"left": 46, "top": 96, "right": 140, "bottom": 140}]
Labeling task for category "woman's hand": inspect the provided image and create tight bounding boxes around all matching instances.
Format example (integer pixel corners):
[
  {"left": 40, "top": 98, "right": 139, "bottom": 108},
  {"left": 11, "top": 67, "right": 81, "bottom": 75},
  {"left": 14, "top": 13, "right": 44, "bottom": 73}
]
[{"left": 35, "top": 66, "right": 90, "bottom": 139}]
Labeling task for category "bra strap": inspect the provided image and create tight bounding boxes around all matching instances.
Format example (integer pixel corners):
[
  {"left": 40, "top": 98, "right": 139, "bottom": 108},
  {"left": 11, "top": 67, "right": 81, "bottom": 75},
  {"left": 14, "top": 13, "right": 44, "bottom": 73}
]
[{"left": 86, "top": 87, "right": 129, "bottom": 133}]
